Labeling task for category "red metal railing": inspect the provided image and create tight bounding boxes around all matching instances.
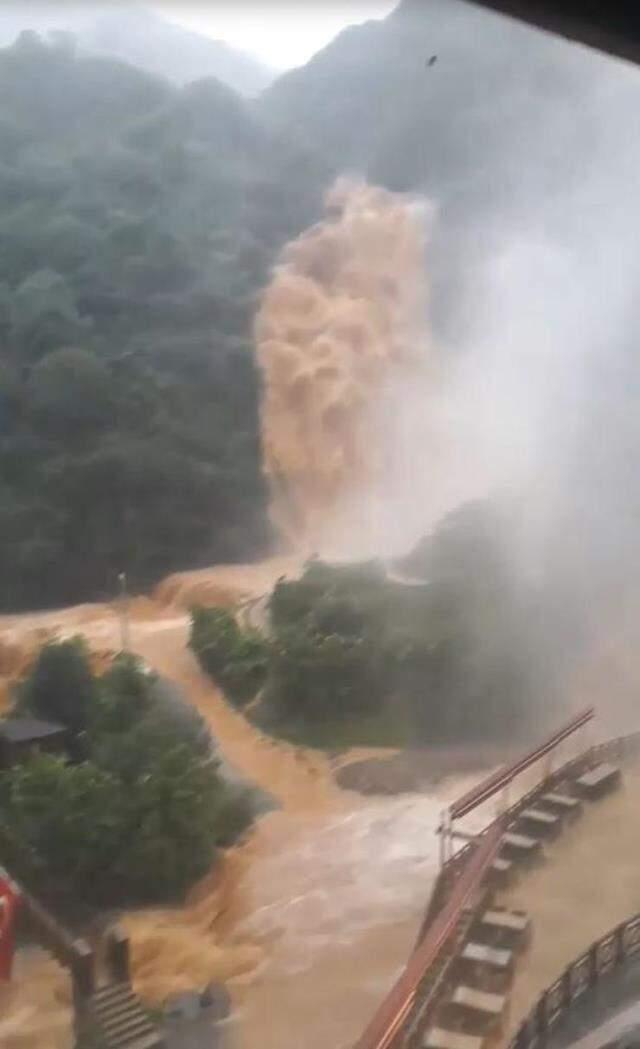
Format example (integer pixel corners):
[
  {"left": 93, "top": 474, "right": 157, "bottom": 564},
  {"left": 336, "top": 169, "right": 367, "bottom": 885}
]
[
  {"left": 450, "top": 707, "right": 594, "bottom": 820},
  {"left": 354, "top": 822, "right": 504, "bottom": 1049},
  {"left": 354, "top": 708, "right": 597, "bottom": 1049}
]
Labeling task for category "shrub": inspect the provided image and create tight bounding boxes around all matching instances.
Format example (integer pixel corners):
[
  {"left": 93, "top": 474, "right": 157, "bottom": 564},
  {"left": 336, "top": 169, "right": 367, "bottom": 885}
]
[
  {"left": 265, "top": 621, "right": 384, "bottom": 725},
  {"left": 3, "top": 638, "right": 257, "bottom": 907},
  {"left": 16, "top": 636, "right": 98, "bottom": 737},
  {"left": 90, "top": 651, "right": 155, "bottom": 736},
  {"left": 189, "top": 606, "right": 269, "bottom": 706}
]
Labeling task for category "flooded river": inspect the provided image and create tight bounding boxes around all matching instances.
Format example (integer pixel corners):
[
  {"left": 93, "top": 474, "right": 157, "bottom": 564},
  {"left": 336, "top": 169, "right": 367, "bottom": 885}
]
[{"left": 0, "top": 560, "right": 487, "bottom": 1049}]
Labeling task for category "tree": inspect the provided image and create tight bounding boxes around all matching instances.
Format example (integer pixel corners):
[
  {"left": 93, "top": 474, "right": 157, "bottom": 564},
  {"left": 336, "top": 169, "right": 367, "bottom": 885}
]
[
  {"left": 0, "top": 34, "right": 322, "bottom": 610},
  {"left": 266, "top": 621, "right": 382, "bottom": 724},
  {"left": 27, "top": 346, "right": 113, "bottom": 441},
  {"left": 5, "top": 638, "right": 256, "bottom": 906},
  {"left": 10, "top": 269, "right": 86, "bottom": 361},
  {"left": 90, "top": 652, "right": 155, "bottom": 737},
  {"left": 189, "top": 606, "right": 269, "bottom": 707},
  {"left": 17, "top": 637, "right": 98, "bottom": 737},
  {"left": 114, "top": 740, "right": 222, "bottom": 899},
  {"left": 1, "top": 754, "right": 125, "bottom": 891}
]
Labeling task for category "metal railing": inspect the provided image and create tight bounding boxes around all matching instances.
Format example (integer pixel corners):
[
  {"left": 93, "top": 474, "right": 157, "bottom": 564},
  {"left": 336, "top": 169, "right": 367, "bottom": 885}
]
[
  {"left": 450, "top": 708, "right": 594, "bottom": 820},
  {"left": 417, "top": 709, "right": 596, "bottom": 947},
  {"left": 506, "top": 729, "right": 640, "bottom": 1049},
  {"left": 353, "top": 713, "right": 637, "bottom": 1049},
  {"left": 354, "top": 822, "right": 504, "bottom": 1049},
  {"left": 509, "top": 911, "right": 640, "bottom": 1049}
]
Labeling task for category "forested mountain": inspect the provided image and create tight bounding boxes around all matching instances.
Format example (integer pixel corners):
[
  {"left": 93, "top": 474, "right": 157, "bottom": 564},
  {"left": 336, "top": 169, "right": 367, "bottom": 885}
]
[
  {"left": 3, "top": 1, "right": 640, "bottom": 613},
  {"left": 0, "top": 5, "right": 274, "bottom": 95},
  {"left": 260, "top": 0, "right": 640, "bottom": 608},
  {"left": 0, "top": 31, "right": 325, "bottom": 609},
  {"left": 259, "top": 0, "right": 635, "bottom": 336},
  {"left": 261, "top": 0, "right": 603, "bottom": 213}
]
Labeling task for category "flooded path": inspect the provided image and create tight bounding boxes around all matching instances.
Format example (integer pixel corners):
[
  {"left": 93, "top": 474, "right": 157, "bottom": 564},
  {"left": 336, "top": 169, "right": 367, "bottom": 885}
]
[
  {"left": 503, "top": 764, "right": 640, "bottom": 1035},
  {"left": 0, "top": 560, "right": 487, "bottom": 1049}
]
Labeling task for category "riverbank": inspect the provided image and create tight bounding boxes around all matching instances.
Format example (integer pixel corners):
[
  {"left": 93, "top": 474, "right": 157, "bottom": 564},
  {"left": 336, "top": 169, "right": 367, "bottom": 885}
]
[{"left": 0, "top": 559, "right": 496, "bottom": 1049}]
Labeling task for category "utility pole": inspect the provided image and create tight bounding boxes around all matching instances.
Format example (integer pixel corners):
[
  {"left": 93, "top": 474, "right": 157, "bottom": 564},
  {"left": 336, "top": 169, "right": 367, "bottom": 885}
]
[{"left": 117, "top": 572, "right": 130, "bottom": 652}]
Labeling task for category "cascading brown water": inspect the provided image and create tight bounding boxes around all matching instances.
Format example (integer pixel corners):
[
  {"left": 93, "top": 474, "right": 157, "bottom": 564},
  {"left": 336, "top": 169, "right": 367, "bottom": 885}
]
[
  {"left": 0, "top": 184, "right": 482, "bottom": 1049},
  {"left": 255, "top": 179, "right": 431, "bottom": 554}
]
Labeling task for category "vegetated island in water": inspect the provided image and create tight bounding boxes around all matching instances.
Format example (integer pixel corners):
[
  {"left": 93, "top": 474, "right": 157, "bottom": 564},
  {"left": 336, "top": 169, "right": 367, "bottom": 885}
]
[{"left": 189, "top": 498, "right": 557, "bottom": 774}]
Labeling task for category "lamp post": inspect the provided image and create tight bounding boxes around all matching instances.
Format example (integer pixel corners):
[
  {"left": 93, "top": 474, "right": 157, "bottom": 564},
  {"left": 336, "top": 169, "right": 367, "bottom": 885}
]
[{"left": 118, "top": 572, "right": 130, "bottom": 652}]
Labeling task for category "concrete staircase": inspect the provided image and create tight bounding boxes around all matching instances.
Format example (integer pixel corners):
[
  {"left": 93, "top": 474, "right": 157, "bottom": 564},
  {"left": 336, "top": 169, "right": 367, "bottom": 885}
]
[{"left": 89, "top": 981, "right": 163, "bottom": 1049}]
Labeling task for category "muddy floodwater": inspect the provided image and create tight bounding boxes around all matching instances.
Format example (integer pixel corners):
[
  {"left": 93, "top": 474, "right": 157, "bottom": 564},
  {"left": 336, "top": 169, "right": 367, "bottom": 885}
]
[{"left": 0, "top": 560, "right": 490, "bottom": 1049}]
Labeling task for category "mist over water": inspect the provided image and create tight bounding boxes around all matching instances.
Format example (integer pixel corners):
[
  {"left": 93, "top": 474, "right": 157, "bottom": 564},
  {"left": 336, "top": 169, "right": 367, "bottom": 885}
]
[
  {"left": 255, "top": 26, "right": 640, "bottom": 715},
  {"left": 5, "top": 7, "right": 640, "bottom": 1049}
]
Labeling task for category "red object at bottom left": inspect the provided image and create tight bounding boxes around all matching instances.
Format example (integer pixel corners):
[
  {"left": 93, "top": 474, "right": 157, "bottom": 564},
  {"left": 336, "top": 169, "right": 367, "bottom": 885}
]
[{"left": 0, "top": 872, "right": 22, "bottom": 981}]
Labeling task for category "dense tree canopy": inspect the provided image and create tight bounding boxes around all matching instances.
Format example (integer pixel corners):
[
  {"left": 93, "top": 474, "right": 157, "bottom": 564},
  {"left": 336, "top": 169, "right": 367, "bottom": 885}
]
[
  {"left": 2, "top": 643, "right": 255, "bottom": 906},
  {"left": 0, "top": 35, "right": 325, "bottom": 610},
  {"left": 191, "top": 502, "right": 549, "bottom": 747}
]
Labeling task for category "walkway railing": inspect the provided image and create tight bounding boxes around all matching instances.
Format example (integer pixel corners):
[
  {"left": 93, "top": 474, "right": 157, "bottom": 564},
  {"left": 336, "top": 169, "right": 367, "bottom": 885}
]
[
  {"left": 450, "top": 708, "right": 594, "bottom": 820},
  {"left": 354, "top": 822, "right": 504, "bottom": 1049},
  {"left": 510, "top": 911, "right": 640, "bottom": 1049},
  {"left": 418, "top": 708, "right": 596, "bottom": 946},
  {"left": 353, "top": 708, "right": 607, "bottom": 1049}
]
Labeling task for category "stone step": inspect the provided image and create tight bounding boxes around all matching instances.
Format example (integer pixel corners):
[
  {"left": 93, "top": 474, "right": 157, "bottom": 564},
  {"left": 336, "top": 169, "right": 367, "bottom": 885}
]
[
  {"left": 575, "top": 763, "right": 621, "bottom": 799},
  {"left": 92, "top": 982, "right": 135, "bottom": 1007},
  {"left": 90, "top": 981, "right": 159, "bottom": 1049},
  {"left": 540, "top": 791, "right": 582, "bottom": 816},
  {"left": 448, "top": 984, "right": 507, "bottom": 1018},
  {"left": 423, "top": 1026, "right": 484, "bottom": 1049},
  {"left": 476, "top": 908, "right": 530, "bottom": 950},
  {"left": 517, "top": 807, "right": 560, "bottom": 837},
  {"left": 94, "top": 996, "right": 140, "bottom": 1025},
  {"left": 488, "top": 857, "right": 512, "bottom": 887},
  {"left": 91, "top": 977, "right": 135, "bottom": 1011},
  {"left": 100, "top": 1013, "right": 154, "bottom": 1044},
  {"left": 125, "top": 1036, "right": 162, "bottom": 1049},
  {"left": 500, "top": 831, "right": 541, "bottom": 859},
  {"left": 460, "top": 940, "right": 513, "bottom": 971}
]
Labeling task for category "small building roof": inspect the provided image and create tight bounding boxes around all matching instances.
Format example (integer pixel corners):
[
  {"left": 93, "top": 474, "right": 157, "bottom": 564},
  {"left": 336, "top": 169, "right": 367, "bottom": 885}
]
[{"left": 0, "top": 718, "right": 66, "bottom": 744}]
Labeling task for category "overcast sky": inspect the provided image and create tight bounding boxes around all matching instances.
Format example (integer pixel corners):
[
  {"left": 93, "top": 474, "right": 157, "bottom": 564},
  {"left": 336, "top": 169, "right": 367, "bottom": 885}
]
[{"left": 155, "top": 2, "right": 396, "bottom": 70}]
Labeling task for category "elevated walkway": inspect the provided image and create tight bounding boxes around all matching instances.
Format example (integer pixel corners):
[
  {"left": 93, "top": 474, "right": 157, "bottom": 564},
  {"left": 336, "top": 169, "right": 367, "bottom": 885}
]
[{"left": 353, "top": 712, "right": 640, "bottom": 1049}]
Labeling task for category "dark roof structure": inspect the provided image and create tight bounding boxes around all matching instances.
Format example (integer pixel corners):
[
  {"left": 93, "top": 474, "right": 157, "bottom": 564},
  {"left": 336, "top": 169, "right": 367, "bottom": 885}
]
[
  {"left": 470, "top": 1, "right": 640, "bottom": 66},
  {"left": 0, "top": 718, "right": 65, "bottom": 744}
]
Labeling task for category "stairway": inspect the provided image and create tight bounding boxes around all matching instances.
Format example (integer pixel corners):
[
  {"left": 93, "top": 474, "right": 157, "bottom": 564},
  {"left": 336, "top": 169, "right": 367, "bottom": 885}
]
[{"left": 88, "top": 981, "right": 164, "bottom": 1049}]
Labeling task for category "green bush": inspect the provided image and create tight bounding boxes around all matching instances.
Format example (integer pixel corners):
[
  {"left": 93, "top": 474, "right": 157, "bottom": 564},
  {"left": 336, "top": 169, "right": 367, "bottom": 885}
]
[
  {"left": 0, "top": 745, "right": 229, "bottom": 904},
  {"left": 15, "top": 636, "right": 98, "bottom": 737},
  {"left": 1, "top": 755, "right": 126, "bottom": 892},
  {"left": 191, "top": 505, "right": 539, "bottom": 748},
  {"left": 265, "top": 621, "right": 384, "bottom": 725},
  {"left": 90, "top": 651, "right": 155, "bottom": 736},
  {"left": 2, "top": 639, "right": 256, "bottom": 906},
  {"left": 189, "top": 606, "right": 269, "bottom": 707}
]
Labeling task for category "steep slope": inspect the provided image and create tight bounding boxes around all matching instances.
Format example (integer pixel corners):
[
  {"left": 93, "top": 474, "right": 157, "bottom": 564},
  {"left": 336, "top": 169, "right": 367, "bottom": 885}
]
[
  {"left": 259, "top": 0, "right": 631, "bottom": 333},
  {"left": 0, "top": 4, "right": 274, "bottom": 95},
  {"left": 86, "top": 6, "right": 275, "bottom": 96},
  {"left": 0, "top": 34, "right": 326, "bottom": 610},
  {"left": 260, "top": 0, "right": 640, "bottom": 611},
  {"left": 260, "top": 0, "right": 601, "bottom": 209}
]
